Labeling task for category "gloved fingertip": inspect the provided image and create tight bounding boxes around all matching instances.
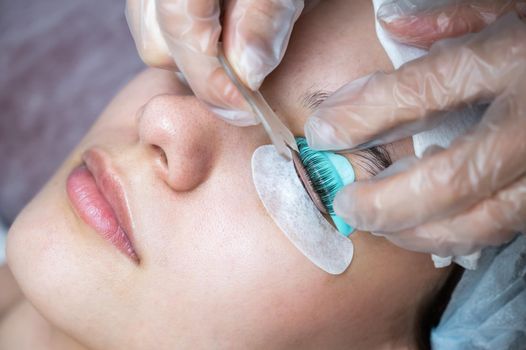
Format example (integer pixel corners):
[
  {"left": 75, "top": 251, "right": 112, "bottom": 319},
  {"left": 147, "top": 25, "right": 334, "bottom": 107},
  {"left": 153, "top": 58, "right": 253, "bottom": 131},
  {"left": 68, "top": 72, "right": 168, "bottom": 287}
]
[
  {"left": 304, "top": 115, "right": 347, "bottom": 151},
  {"left": 370, "top": 231, "right": 388, "bottom": 238},
  {"left": 209, "top": 106, "right": 260, "bottom": 127},
  {"left": 234, "top": 50, "right": 270, "bottom": 91},
  {"left": 333, "top": 186, "right": 358, "bottom": 223},
  {"left": 377, "top": 0, "right": 403, "bottom": 24},
  {"left": 245, "top": 72, "right": 265, "bottom": 91},
  {"left": 421, "top": 144, "right": 445, "bottom": 157},
  {"left": 304, "top": 116, "right": 327, "bottom": 149}
]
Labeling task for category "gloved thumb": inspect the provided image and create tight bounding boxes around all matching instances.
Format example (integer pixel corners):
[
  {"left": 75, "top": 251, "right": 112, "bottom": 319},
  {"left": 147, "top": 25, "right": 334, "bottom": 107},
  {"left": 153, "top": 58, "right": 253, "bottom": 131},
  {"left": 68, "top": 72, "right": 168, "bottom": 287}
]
[{"left": 222, "top": 0, "right": 304, "bottom": 90}]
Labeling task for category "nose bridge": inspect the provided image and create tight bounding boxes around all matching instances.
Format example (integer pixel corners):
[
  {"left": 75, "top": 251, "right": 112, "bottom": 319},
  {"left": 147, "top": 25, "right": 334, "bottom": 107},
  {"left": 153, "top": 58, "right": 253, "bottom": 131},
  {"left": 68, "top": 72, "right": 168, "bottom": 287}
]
[{"left": 137, "top": 94, "right": 222, "bottom": 192}]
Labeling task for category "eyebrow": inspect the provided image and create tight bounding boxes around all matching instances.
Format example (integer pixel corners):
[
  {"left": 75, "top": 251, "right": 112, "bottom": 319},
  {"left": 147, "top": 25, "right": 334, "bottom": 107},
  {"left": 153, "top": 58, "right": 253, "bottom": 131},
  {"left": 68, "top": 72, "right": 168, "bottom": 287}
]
[
  {"left": 299, "top": 88, "right": 393, "bottom": 175},
  {"left": 300, "top": 89, "right": 333, "bottom": 110}
]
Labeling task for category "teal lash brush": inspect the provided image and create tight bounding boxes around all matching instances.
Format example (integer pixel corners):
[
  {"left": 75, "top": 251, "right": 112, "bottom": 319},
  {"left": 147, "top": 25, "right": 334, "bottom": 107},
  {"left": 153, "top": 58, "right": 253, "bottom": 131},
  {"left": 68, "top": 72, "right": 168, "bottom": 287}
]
[
  {"left": 219, "top": 46, "right": 354, "bottom": 236},
  {"left": 292, "top": 137, "right": 356, "bottom": 236}
]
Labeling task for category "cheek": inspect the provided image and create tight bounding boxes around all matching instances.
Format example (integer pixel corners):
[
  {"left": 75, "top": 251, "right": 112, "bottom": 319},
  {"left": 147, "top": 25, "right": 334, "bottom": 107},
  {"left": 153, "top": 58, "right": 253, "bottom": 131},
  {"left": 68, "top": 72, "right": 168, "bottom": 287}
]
[
  {"left": 346, "top": 231, "right": 448, "bottom": 319},
  {"left": 133, "top": 181, "right": 344, "bottom": 344}
]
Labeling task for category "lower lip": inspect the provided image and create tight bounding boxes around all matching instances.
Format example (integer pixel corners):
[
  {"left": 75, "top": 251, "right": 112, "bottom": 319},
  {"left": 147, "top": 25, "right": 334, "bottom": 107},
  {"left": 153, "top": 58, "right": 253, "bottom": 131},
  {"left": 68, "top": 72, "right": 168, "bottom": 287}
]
[{"left": 66, "top": 165, "right": 137, "bottom": 261}]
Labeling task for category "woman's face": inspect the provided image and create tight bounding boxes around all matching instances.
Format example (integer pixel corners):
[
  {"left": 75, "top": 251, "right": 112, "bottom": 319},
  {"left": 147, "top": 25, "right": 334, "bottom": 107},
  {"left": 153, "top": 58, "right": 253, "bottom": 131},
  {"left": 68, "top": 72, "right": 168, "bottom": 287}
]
[{"left": 8, "top": 1, "right": 448, "bottom": 349}]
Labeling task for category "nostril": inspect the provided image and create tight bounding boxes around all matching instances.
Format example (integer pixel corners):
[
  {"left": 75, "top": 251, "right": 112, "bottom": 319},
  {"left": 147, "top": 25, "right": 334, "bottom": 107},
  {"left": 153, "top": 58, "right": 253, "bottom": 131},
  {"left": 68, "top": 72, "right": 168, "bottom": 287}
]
[
  {"left": 147, "top": 145, "right": 169, "bottom": 182},
  {"left": 152, "top": 145, "right": 168, "bottom": 167},
  {"left": 137, "top": 94, "right": 220, "bottom": 192}
]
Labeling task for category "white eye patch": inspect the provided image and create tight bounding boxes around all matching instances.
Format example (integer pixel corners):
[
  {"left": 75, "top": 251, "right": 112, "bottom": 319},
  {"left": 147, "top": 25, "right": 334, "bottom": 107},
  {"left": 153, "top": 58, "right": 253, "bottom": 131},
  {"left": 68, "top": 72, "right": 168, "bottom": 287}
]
[{"left": 251, "top": 145, "right": 354, "bottom": 275}]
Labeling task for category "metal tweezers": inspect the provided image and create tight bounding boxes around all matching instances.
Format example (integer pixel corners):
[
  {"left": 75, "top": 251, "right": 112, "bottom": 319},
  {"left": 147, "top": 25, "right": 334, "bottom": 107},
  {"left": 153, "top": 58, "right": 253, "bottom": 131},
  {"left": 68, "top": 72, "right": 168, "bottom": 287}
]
[{"left": 218, "top": 47, "right": 298, "bottom": 160}]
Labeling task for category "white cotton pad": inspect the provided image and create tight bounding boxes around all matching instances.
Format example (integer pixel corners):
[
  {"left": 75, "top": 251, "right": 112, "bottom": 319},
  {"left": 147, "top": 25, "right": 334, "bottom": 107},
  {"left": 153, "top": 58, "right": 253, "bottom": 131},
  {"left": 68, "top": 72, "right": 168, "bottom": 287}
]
[{"left": 251, "top": 145, "right": 354, "bottom": 275}]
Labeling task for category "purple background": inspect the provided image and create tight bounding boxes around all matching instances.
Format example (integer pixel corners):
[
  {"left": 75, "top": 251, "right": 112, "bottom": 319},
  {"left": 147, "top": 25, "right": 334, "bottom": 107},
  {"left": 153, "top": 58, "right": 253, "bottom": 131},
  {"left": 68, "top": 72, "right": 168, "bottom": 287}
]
[{"left": 0, "top": 0, "right": 144, "bottom": 224}]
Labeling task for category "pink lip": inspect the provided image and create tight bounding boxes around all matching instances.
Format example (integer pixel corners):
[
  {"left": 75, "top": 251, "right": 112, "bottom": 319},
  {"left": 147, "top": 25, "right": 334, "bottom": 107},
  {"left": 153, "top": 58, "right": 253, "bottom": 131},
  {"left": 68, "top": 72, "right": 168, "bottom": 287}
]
[{"left": 66, "top": 149, "right": 139, "bottom": 262}]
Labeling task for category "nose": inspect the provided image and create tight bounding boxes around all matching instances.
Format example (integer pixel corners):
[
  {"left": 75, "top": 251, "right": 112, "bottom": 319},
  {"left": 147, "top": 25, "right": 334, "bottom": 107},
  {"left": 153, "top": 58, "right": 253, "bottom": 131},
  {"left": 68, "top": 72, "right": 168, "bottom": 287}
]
[{"left": 137, "top": 94, "right": 222, "bottom": 191}]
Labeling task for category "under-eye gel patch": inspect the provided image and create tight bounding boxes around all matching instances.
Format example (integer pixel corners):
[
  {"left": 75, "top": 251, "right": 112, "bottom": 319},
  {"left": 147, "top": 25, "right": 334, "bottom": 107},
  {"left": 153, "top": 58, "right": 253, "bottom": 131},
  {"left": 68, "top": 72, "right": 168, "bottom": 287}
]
[{"left": 252, "top": 145, "right": 354, "bottom": 275}]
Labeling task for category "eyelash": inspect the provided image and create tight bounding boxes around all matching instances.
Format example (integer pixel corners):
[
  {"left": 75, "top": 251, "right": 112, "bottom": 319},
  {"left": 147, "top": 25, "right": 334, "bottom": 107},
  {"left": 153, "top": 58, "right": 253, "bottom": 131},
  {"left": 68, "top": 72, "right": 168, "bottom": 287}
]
[{"left": 352, "top": 145, "right": 392, "bottom": 176}]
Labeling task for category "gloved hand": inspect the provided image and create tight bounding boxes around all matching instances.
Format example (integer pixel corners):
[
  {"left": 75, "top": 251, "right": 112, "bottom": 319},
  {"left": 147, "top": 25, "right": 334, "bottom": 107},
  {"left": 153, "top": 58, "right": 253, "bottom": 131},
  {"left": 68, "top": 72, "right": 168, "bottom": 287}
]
[
  {"left": 126, "top": 0, "right": 305, "bottom": 126},
  {"left": 377, "top": 0, "right": 525, "bottom": 48},
  {"left": 304, "top": 3, "right": 526, "bottom": 257}
]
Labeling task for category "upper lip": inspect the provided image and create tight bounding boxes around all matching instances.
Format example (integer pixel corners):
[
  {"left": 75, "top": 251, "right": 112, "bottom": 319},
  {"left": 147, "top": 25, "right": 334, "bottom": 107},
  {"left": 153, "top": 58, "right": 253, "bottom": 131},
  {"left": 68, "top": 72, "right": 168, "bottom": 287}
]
[{"left": 82, "top": 148, "right": 139, "bottom": 259}]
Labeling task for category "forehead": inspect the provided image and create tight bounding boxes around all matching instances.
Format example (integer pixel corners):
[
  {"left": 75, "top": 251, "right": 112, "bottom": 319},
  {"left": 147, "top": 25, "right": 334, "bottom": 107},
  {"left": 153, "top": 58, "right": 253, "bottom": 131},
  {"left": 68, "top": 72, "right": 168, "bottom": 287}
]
[{"left": 260, "top": 0, "right": 393, "bottom": 134}]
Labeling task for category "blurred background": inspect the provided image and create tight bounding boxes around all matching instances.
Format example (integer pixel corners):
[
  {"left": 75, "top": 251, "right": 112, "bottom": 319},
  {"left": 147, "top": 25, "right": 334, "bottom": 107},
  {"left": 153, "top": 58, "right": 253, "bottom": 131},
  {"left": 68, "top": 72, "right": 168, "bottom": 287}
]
[{"left": 0, "top": 0, "right": 144, "bottom": 225}]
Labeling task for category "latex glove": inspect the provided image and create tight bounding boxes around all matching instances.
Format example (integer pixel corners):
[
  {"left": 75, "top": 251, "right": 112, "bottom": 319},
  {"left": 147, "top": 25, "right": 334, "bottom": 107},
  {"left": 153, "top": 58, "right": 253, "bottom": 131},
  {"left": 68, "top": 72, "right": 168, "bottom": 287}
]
[
  {"left": 304, "top": 11, "right": 526, "bottom": 257},
  {"left": 126, "top": 0, "right": 305, "bottom": 126},
  {"left": 377, "top": 0, "right": 526, "bottom": 49}
]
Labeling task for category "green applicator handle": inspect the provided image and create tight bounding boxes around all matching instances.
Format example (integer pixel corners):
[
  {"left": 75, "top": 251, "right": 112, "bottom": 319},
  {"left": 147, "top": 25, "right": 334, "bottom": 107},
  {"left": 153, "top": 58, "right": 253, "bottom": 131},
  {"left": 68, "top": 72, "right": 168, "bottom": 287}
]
[
  {"left": 295, "top": 137, "right": 356, "bottom": 237},
  {"left": 324, "top": 152, "right": 355, "bottom": 236}
]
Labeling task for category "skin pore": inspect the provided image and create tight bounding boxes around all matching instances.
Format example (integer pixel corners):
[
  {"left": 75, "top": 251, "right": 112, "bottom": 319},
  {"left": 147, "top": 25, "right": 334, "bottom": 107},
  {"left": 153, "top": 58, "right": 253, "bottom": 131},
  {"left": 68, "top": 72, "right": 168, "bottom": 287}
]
[{"left": 3, "top": 1, "right": 451, "bottom": 349}]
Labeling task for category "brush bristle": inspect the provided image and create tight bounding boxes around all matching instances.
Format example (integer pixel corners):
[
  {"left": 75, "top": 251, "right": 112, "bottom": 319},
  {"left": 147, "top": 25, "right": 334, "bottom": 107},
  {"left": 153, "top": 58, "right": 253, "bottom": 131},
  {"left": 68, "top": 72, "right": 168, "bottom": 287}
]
[{"left": 296, "top": 137, "right": 342, "bottom": 215}]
